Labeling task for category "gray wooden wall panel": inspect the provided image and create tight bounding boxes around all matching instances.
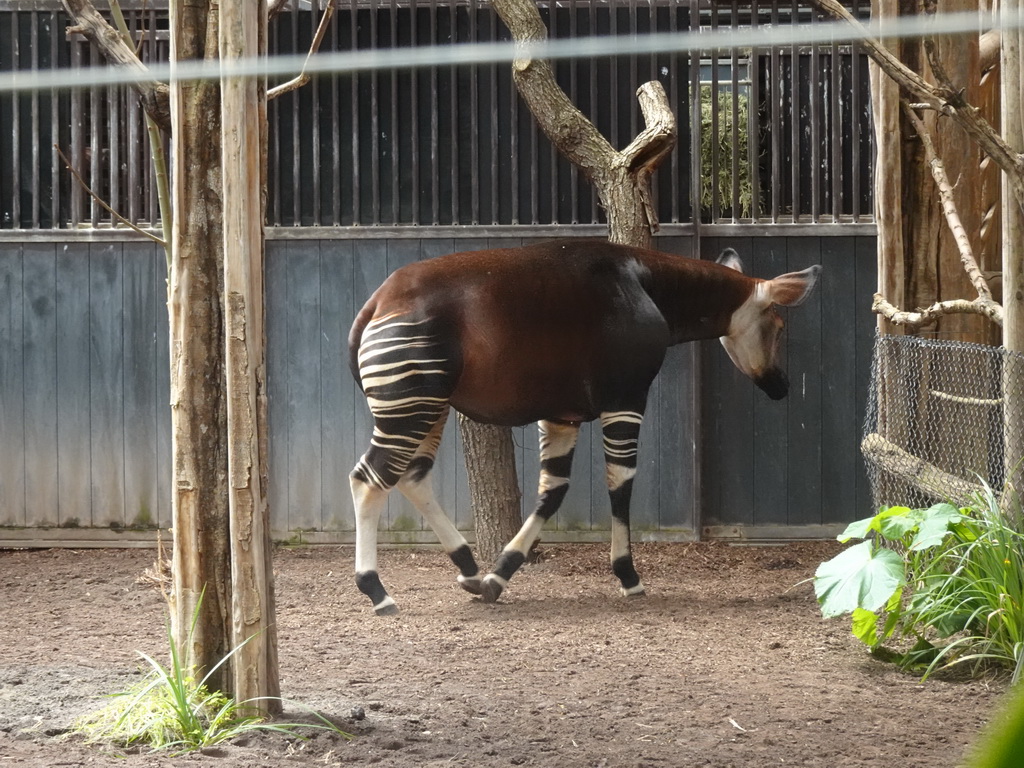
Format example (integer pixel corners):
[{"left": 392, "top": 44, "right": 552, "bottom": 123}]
[
  {"left": 701, "top": 235, "right": 877, "bottom": 531},
  {"left": 319, "top": 240, "right": 356, "bottom": 532},
  {"left": 3, "top": 234, "right": 874, "bottom": 543},
  {"left": 22, "top": 243, "right": 59, "bottom": 527},
  {"left": 88, "top": 244, "right": 126, "bottom": 527},
  {"left": 56, "top": 243, "right": 92, "bottom": 527},
  {"left": 701, "top": 236, "right": 756, "bottom": 528},
  {"left": 0, "top": 243, "right": 26, "bottom": 526},
  {"left": 122, "top": 242, "right": 161, "bottom": 528},
  {"left": 284, "top": 240, "right": 324, "bottom": 533}
]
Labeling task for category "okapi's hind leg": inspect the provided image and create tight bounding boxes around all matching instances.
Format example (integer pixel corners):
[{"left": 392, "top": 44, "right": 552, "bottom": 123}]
[
  {"left": 396, "top": 408, "right": 482, "bottom": 596},
  {"left": 601, "top": 410, "right": 646, "bottom": 597},
  {"left": 352, "top": 404, "right": 480, "bottom": 615},
  {"left": 481, "top": 420, "right": 580, "bottom": 603}
]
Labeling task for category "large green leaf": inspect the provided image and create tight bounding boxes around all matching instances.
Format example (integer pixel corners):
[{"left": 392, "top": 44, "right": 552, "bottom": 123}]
[
  {"left": 814, "top": 541, "right": 906, "bottom": 618},
  {"left": 909, "top": 503, "right": 962, "bottom": 551}
]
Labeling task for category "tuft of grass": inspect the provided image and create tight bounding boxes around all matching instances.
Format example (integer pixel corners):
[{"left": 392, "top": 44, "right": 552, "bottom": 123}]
[
  {"left": 72, "top": 590, "right": 352, "bottom": 754},
  {"left": 814, "top": 482, "right": 1024, "bottom": 682}
]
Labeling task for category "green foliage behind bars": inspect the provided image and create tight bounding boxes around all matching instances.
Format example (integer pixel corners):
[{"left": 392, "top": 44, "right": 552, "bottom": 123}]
[{"left": 698, "top": 86, "right": 753, "bottom": 221}]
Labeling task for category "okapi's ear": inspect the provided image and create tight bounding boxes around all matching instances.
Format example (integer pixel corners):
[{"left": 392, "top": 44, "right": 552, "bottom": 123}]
[
  {"left": 766, "top": 264, "right": 822, "bottom": 307},
  {"left": 716, "top": 248, "right": 744, "bottom": 273}
]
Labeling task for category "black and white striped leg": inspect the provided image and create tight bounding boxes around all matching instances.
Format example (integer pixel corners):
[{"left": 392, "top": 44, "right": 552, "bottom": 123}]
[
  {"left": 396, "top": 409, "right": 482, "bottom": 595},
  {"left": 482, "top": 420, "right": 580, "bottom": 603},
  {"left": 351, "top": 314, "right": 458, "bottom": 615},
  {"left": 351, "top": 472, "right": 398, "bottom": 615},
  {"left": 601, "top": 410, "right": 646, "bottom": 598}
]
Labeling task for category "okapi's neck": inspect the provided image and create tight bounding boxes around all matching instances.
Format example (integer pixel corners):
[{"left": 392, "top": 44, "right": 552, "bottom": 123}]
[{"left": 639, "top": 252, "right": 754, "bottom": 344}]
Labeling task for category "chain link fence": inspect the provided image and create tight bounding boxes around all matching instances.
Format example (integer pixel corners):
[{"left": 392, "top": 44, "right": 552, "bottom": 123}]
[{"left": 862, "top": 331, "right": 1024, "bottom": 512}]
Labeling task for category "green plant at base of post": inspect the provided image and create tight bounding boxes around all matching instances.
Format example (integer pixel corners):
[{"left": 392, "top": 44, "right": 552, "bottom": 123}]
[
  {"left": 71, "top": 590, "right": 352, "bottom": 755},
  {"left": 813, "top": 482, "right": 1024, "bottom": 682}
]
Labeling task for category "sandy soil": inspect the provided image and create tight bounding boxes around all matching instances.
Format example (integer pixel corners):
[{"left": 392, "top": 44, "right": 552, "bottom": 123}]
[{"left": 0, "top": 541, "right": 1009, "bottom": 767}]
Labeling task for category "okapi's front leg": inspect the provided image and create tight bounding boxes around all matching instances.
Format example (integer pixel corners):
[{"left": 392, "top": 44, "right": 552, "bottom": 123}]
[
  {"left": 480, "top": 420, "right": 580, "bottom": 603},
  {"left": 601, "top": 410, "right": 645, "bottom": 597}
]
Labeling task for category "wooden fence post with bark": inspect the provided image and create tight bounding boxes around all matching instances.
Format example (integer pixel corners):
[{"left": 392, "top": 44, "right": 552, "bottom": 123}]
[{"left": 219, "top": 0, "right": 280, "bottom": 708}]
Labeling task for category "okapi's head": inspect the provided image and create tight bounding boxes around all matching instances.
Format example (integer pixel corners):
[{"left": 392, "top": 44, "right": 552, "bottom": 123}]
[{"left": 716, "top": 249, "right": 821, "bottom": 401}]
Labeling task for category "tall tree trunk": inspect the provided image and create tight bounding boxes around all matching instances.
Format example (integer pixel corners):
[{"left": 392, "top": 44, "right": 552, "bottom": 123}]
[
  {"left": 219, "top": 0, "right": 280, "bottom": 707},
  {"left": 1002, "top": 0, "right": 1024, "bottom": 507},
  {"left": 458, "top": 0, "right": 676, "bottom": 561},
  {"left": 168, "top": 0, "right": 232, "bottom": 691}
]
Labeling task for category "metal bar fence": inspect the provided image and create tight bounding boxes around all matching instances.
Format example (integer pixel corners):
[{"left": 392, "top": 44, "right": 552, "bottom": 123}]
[{"left": 0, "top": 0, "right": 872, "bottom": 231}]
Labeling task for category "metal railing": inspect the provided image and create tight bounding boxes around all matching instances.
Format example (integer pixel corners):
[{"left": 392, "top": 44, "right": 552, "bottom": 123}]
[{"left": 0, "top": 0, "right": 873, "bottom": 232}]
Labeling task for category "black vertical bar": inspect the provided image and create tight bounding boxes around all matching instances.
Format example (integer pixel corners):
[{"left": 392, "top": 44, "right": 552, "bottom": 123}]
[
  {"left": 569, "top": 0, "right": 579, "bottom": 224},
  {"left": 430, "top": 0, "right": 440, "bottom": 225},
  {"left": 689, "top": 0, "right": 701, "bottom": 228},
  {"left": 291, "top": 0, "right": 302, "bottom": 226},
  {"left": 449, "top": 0, "right": 459, "bottom": 224},
  {"left": 710, "top": 2, "right": 720, "bottom": 223},
  {"left": 667, "top": 0, "right": 680, "bottom": 223},
  {"left": 50, "top": 10, "right": 61, "bottom": 228},
  {"left": 312, "top": 0, "right": 323, "bottom": 225},
  {"left": 268, "top": 15, "right": 281, "bottom": 225},
  {"left": 588, "top": 1, "right": 598, "bottom": 223},
  {"left": 770, "top": 1, "right": 780, "bottom": 223},
  {"left": 750, "top": 0, "right": 761, "bottom": 222},
  {"left": 12, "top": 11, "right": 21, "bottom": 228},
  {"left": 90, "top": 44, "right": 101, "bottom": 227},
  {"left": 350, "top": 0, "right": 361, "bottom": 225},
  {"left": 510, "top": 0, "right": 519, "bottom": 225},
  {"left": 832, "top": 21, "right": 844, "bottom": 221},
  {"left": 410, "top": 0, "right": 420, "bottom": 224},
  {"left": 851, "top": 0, "right": 862, "bottom": 221},
  {"left": 469, "top": 0, "right": 479, "bottom": 225},
  {"left": 730, "top": 0, "right": 740, "bottom": 222},
  {"left": 371, "top": 0, "right": 381, "bottom": 225},
  {"left": 331, "top": 4, "right": 341, "bottom": 225},
  {"left": 70, "top": 33, "right": 83, "bottom": 226},
  {"left": 789, "top": 0, "right": 800, "bottom": 222},
  {"left": 391, "top": 0, "right": 400, "bottom": 224},
  {"left": 548, "top": 1, "right": 558, "bottom": 224},
  {"left": 30, "top": 10, "right": 40, "bottom": 228},
  {"left": 810, "top": 6, "right": 820, "bottom": 222},
  {"left": 489, "top": 5, "right": 499, "bottom": 225}
]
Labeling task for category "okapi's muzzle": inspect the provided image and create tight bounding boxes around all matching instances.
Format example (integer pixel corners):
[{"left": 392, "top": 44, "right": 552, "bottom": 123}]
[{"left": 755, "top": 368, "right": 789, "bottom": 400}]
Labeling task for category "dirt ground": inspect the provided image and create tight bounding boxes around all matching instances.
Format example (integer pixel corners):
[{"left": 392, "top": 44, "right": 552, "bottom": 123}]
[{"left": 0, "top": 541, "right": 1010, "bottom": 767}]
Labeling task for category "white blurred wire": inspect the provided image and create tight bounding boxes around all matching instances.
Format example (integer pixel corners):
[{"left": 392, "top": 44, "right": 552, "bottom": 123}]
[{"left": 0, "top": 8, "right": 1007, "bottom": 95}]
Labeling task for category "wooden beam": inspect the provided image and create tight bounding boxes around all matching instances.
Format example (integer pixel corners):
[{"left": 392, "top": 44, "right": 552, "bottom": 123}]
[
  {"left": 219, "top": 0, "right": 280, "bottom": 709},
  {"left": 861, "top": 432, "right": 984, "bottom": 506}
]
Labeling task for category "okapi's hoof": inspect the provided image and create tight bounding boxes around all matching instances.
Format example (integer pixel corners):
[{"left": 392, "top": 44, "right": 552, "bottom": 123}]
[
  {"left": 373, "top": 597, "right": 399, "bottom": 616},
  {"left": 620, "top": 583, "right": 646, "bottom": 598},
  {"left": 457, "top": 575, "right": 483, "bottom": 595},
  {"left": 479, "top": 574, "right": 506, "bottom": 603}
]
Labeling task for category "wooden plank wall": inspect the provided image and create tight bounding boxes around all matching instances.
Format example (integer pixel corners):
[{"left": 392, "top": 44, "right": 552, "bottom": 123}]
[
  {"left": 699, "top": 235, "right": 877, "bottom": 535},
  {"left": 0, "top": 240, "right": 171, "bottom": 533},
  {"left": 0, "top": 234, "right": 874, "bottom": 544},
  {"left": 264, "top": 235, "right": 700, "bottom": 543}
]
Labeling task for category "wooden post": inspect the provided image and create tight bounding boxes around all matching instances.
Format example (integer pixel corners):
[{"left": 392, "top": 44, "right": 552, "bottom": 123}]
[
  {"left": 219, "top": 0, "right": 280, "bottom": 708},
  {"left": 1002, "top": 0, "right": 1024, "bottom": 505},
  {"left": 168, "top": 0, "right": 233, "bottom": 694}
]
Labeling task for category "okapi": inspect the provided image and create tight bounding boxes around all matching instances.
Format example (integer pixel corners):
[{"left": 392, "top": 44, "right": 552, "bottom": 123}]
[{"left": 348, "top": 238, "right": 820, "bottom": 615}]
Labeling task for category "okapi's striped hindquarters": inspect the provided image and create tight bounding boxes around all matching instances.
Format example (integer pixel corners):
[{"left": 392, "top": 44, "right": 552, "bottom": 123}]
[{"left": 348, "top": 238, "right": 821, "bottom": 614}]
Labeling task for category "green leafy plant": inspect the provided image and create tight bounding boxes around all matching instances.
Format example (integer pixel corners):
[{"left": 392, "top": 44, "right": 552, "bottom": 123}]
[
  {"left": 814, "top": 485, "right": 1024, "bottom": 682},
  {"left": 73, "top": 592, "right": 351, "bottom": 754},
  {"left": 698, "top": 85, "right": 754, "bottom": 220}
]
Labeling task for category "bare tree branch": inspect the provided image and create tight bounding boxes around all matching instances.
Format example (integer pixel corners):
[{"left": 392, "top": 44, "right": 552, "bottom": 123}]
[
  {"left": 902, "top": 102, "right": 995, "bottom": 303},
  {"left": 872, "top": 293, "right": 1003, "bottom": 328},
  {"left": 54, "top": 143, "right": 166, "bottom": 245},
  {"left": 809, "top": 0, "right": 1024, "bottom": 214},
  {"left": 61, "top": 0, "right": 171, "bottom": 131},
  {"left": 268, "top": 3, "right": 335, "bottom": 100}
]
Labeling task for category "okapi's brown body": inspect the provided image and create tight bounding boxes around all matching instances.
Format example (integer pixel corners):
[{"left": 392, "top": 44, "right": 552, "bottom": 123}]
[{"left": 348, "top": 238, "right": 820, "bottom": 614}]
